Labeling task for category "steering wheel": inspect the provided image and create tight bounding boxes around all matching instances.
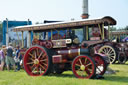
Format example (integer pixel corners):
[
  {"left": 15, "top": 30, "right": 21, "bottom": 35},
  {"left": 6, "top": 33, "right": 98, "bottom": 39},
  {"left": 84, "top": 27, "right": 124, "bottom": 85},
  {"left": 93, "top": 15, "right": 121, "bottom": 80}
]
[{"left": 81, "top": 42, "right": 89, "bottom": 48}]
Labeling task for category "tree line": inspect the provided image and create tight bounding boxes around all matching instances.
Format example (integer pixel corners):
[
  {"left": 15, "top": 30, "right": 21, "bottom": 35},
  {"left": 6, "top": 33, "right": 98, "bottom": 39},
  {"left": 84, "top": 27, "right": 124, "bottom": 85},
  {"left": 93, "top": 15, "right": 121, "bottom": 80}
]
[{"left": 0, "top": 22, "right": 2, "bottom": 42}]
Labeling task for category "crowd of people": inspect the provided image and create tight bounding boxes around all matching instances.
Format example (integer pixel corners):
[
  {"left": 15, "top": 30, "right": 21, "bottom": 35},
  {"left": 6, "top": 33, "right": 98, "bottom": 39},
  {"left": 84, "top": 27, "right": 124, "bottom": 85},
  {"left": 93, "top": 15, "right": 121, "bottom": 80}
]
[{"left": 0, "top": 43, "right": 22, "bottom": 72}]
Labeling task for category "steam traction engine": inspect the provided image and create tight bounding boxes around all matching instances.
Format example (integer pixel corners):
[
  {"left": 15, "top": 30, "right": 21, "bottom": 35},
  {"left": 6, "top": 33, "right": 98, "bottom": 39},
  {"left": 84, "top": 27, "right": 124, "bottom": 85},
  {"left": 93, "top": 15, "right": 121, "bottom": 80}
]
[{"left": 12, "top": 16, "right": 116, "bottom": 79}]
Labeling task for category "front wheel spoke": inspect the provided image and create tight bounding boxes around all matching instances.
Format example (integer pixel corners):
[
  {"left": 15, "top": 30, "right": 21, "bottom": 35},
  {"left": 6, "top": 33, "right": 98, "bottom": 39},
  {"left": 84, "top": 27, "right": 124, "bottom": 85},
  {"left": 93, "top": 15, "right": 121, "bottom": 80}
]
[
  {"left": 76, "top": 68, "right": 81, "bottom": 72},
  {"left": 85, "top": 58, "right": 87, "bottom": 64},
  {"left": 87, "top": 68, "right": 92, "bottom": 73},
  {"left": 75, "top": 64, "right": 81, "bottom": 67},
  {"left": 80, "top": 71, "right": 84, "bottom": 76},
  {"left": 79, "top": 59, "right": 82, "bottom": 65},
  {"left": 85, "top": 63, "right": 92, "bottom": 67}
]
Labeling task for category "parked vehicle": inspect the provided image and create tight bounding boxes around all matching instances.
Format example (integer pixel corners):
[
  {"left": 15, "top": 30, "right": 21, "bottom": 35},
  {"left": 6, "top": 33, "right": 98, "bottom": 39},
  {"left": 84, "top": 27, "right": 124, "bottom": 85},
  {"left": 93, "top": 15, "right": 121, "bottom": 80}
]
[
  {"left": 13, "top": 16, "right": 116, "bottom": 79},
  {"left": 110, "top": 31, "right": 128, "bottom": 64}
]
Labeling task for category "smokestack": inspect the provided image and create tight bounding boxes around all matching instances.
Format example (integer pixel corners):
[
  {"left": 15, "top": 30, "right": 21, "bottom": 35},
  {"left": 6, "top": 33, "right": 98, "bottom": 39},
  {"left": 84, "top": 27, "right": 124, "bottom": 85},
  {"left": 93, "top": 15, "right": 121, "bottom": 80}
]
[{"left": 81, "top": 0, "right": 89, "bottom": 19}]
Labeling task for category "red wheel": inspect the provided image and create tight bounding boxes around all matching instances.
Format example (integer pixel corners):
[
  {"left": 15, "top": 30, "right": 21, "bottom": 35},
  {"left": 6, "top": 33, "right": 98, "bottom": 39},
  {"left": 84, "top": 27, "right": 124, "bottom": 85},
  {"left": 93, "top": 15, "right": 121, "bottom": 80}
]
[
  {"left": 23, "top": 46, "right": 52, "bottom": 76},
  {"left": 72, "top": 55, "right": 96, "bottom": 79},
  {"left": 93, "top": 54, "right": 107, "bottom": 75}
]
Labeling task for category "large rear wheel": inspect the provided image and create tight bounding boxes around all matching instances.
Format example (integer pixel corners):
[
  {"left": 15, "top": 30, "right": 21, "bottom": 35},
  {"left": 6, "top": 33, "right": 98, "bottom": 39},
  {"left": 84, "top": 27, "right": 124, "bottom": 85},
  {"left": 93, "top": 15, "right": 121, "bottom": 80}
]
[
  {"left": 72, "top": 55, "right": 96, "bottom": 79},
  {"left": 98, "top": 45, "right": 117, "bottom": 64},
  {"left": 23, "top": 46, "right": 52, "bottom": 76}
]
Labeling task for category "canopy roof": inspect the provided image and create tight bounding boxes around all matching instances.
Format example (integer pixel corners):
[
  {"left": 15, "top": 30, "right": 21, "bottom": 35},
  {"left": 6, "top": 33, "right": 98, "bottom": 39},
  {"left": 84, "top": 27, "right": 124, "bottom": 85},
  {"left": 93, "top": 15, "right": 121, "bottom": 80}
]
[{"left": 13, "top": 16, "right": 116, "bottom": 32}]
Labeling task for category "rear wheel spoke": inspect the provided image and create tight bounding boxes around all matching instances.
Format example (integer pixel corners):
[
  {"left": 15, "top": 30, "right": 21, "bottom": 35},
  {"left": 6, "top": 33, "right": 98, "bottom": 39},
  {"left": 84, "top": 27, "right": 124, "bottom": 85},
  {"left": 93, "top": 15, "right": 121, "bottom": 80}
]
[
  {"left": 39, "top": 64, "right": 46, "bottom": 70},
  {"left": 40, "top": 59, "right": 47, "bottom": 62},
  {"left": 27, "top": 62, "right": 34, "bottom": 65},
  {"left": 43, "top": 63, "right": 47, "bottom": 67},
  {"left": 32, "top": 67, "right": 37, "bottom": 73},
  {"left": 36, "top": 48, "right": 39, "bottom": 56},
  {"left": 34, "top": 50, "right": 37, "bottom": 59},
  {"left": 29, "top": 53, "right": 35, "bottom": 59},
  {"left": 38, "top": 52, "right": 43, "bottom": 59}
]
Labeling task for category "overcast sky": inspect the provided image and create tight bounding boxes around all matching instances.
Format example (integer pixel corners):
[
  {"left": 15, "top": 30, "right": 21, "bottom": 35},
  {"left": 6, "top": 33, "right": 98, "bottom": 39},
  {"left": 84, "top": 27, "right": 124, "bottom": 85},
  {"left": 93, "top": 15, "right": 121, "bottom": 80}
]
[{"left": 0, "top": 0, "right": 127, "bottom": 28}]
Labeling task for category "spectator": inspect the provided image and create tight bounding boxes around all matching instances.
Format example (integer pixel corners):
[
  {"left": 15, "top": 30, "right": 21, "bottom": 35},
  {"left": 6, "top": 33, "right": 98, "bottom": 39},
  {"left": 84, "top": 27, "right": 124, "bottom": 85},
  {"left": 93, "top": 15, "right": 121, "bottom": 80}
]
[
  {"left": 6, "top": 43, "right": 16, "bottom": 71},
  {"left": 2, "top": 45, "right": 7, "bottom": 56},
  {"left": 0, "top": 45, "right": 6, "bottom": 71},
  {"left": 15, "top": 45, "right": 22, "bottom": 71}
]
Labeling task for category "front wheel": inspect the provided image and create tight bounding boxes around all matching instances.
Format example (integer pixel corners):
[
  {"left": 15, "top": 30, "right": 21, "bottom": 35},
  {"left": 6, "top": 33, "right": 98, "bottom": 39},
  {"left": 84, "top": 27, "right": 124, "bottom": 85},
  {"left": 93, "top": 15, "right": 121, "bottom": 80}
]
[{"left": 72, "top": 55, "right": 96, "bottom": 79}]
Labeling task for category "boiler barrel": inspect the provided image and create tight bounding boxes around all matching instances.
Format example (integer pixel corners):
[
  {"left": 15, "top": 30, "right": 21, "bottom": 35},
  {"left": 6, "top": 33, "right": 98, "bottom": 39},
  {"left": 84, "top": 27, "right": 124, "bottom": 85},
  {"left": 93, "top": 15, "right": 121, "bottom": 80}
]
[{"left": 57, "top": 48, "right": 90, "bottom": 59}]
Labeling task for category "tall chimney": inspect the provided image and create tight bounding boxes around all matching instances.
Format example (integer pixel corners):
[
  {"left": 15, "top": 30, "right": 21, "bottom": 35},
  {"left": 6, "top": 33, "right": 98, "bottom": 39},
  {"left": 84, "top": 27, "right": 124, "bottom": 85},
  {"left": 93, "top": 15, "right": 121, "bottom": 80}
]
[{"left": 81, "top": 0, "right": 89, "bottom": 19}]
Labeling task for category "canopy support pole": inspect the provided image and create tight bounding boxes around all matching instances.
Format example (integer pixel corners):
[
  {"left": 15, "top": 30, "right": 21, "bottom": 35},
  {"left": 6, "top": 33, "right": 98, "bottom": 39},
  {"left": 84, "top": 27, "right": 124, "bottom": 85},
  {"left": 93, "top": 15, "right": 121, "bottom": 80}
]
[
  {"left": 86, "top": 26, "right": 88, "bottom": 40},
  {"left": 21, "top": 31, "right": 24, "bottom": 48},
  {"left": 16, "top": 32, "right": 20, "bottom": 45},
  {"left": 108, "top": 25, "right": 110, "bottom": 40},
  {"left": 27, "top": 31, "right": 31, "bottom": 48},
  {"left": 102, "top": 23, "right": 104, "bottom": 40}
]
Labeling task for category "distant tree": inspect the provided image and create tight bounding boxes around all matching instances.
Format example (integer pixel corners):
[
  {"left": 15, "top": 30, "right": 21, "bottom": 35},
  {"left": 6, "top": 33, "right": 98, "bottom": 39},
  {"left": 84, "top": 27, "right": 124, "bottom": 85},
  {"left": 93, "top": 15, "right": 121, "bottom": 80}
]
[
  {"left": 35, "top": 22, "right": 43, "bottom": 24},
  {"left": 35, "top": 22, "right": 39, "bottom": 24},
  {"left": 124, "top": 26, "right": 128, "bottom": 30},
  {"left": 0, "top": 22, "right": 2, "bottom": 42},
  {"left": 110, "top": 27, "right": 117, "bottom": 31}
]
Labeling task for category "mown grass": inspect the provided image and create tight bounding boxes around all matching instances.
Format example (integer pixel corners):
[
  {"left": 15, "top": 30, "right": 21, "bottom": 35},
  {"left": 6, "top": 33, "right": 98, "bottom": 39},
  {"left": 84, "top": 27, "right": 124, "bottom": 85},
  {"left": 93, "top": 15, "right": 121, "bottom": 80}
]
[{"left": 0, "top": 63, "right": 128, "bottom": 85}]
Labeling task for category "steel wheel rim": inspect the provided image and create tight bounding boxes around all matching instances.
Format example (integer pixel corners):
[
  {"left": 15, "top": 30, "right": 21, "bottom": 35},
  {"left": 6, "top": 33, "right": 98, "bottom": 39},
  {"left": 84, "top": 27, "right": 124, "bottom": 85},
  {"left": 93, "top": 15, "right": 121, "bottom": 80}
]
[
  {"left": 118, "top": 55, "right": 127, "bottom": 64},
  {"left": 93, "top": 55, "right": 106, "bottom": 75},
  {"left": 72, "top": 55, "right": 95, "bottom": 79},
  {"left": 98, "top": 45, "right": 116, "bottom": 64},
  {"left": 24, "top": 46, "right": 48, "bottom": 76}
]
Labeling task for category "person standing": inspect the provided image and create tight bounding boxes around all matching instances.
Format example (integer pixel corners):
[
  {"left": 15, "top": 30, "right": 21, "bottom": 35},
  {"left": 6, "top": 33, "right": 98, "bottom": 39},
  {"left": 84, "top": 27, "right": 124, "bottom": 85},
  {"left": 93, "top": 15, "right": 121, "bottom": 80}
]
[
  {"left": 15, "top": 45, "right": 22, "bottom": 71},
  {"left": 0, "top": 46, "right": 6, "bottom": 71},
  {"left": 6, "top": 43, "right": 16, "bottom": 71}
]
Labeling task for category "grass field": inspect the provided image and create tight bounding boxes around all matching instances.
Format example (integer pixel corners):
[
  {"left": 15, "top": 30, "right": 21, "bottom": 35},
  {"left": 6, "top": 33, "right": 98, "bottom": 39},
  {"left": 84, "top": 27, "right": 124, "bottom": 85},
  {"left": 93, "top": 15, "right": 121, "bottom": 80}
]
[{"left": 0, "top": 64, "right": 128, "bottom": 85}]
